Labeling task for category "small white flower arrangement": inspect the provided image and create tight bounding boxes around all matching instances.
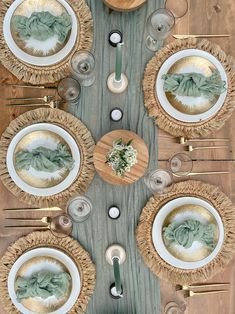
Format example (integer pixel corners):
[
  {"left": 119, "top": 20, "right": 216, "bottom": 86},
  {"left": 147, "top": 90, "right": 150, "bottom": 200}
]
[{"left": 106, "top": 138, "right": 138, "bottom": 176}]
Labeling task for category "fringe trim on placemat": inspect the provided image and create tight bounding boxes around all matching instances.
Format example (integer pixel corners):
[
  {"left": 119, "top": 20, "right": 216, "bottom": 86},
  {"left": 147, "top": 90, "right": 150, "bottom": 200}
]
[
  {"left": 0, "top": 0, "right": 93, "bottom": 85},
  {"left": 0, "top": 231, "right": 96, "bottom": 314},
  {"left": 0, "top": 108, "right": 95, "bottom": 207},
  {"left": 143, "top": 38, "right": 235, "bottom": 138},
  {"left": 136, "top": 180, "right": 235, "bottom": 285}
]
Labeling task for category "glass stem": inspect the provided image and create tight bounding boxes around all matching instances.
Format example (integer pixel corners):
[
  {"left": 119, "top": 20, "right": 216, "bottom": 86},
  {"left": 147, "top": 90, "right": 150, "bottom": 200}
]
[{"left": 112, "top": 257, "right": 122, "bottom": 295}]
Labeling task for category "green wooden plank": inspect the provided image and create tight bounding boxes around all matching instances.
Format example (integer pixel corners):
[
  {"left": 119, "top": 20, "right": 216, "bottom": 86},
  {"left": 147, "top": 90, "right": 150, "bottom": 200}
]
[{"left": 70, "top": 1, "right": 163, "bottom": 313}]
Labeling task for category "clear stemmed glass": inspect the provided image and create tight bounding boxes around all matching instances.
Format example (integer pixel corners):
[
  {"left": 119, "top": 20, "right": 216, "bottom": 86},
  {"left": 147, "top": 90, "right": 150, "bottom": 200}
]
[
  {"left": 146, "top": 8, "right": 175, "bottom": 51},
  {"left": 66, "top": 195, "right": 93, "bottom": 223},
  {"left": 144, "top": 169, "right": 174, "bottom": 194},
  {"left": 71, "top": 50, "right": 95, "bottom": 87},
  {"left": 169, "top": 153, "right": 193, "bottom": 177},
  {"left": 165, "top": 0, "right": 188, "bottom": 19},
  {"left": 57, "top": 77, "right": 81, "bottom": 104},
  {"left": 49, "top": 214, "right": 73, "bottom": 238}
]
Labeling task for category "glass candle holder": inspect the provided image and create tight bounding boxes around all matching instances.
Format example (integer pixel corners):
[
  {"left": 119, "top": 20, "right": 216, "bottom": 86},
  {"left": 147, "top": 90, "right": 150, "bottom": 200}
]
[
  {"left": 144, "top": 169, "right": 173, "bottom": 194},
  {"left": 49, "top": 214, "right": 73, "bottom": 238},
  {"left": 71, "top": 50, "right": 95, "bottom": 87},
  {"left": 146, "top": 8, "right": 175, "bottom": 51},
  {"left": 57, "top": 77, "right": 81, "bottom": 104},
  {"left": 66, "top": 195, "right": 93, "bottom": 223}
]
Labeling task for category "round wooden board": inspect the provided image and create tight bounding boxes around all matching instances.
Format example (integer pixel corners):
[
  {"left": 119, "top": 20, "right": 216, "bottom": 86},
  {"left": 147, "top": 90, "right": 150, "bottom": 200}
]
[
  {"left": 94, "top": 130, "right": 149, "bottom": 185},
  {"left": 103, "top": 0, "right": 147, "bottom": 12}
]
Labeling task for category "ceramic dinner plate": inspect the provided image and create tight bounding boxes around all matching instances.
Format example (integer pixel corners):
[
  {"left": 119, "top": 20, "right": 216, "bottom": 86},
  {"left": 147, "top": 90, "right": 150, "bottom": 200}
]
[
  {"left": 7, "top": 123, "right": 81, "bottom": 197},
  {"left": 8, "top": 247, "right": 81, "bottom": 314},
  {"left": 3, "top": 0, "right": 78, "bottom": 66},
  {"left": 152, "top": 197, "right": 224, "bottom": 269},
  {"left": 156, "top": 49, "right": 228, "bottom": 122}
]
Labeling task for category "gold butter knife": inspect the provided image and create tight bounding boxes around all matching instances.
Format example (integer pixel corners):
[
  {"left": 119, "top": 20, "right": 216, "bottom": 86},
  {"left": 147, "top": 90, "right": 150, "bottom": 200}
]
[
  {"left": 4, "top": 207, "right": 62, "bottom": 211},
  {"left": 173, "top": 34, "right": 230, "bottom": 39}
]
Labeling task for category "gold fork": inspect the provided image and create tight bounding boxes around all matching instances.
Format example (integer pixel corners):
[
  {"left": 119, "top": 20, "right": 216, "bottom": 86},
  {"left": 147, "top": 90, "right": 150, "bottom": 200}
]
[
  {"left": 7, "top": 96, "right": 54, "bottom": 103},
  {"left": 184, "top": 290, "right": 228, "bottom": 298}
]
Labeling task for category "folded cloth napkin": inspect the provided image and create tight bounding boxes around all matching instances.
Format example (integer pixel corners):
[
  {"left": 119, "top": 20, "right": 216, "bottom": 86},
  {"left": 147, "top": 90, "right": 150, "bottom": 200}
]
[
  {"left": 15, "top": 143, "right": 74, "bottom": 173},
  {"left": 162, "top": 69, "right": 226, "bottom": 100},
  {"left": 163, "top": 219, "right": 216, "bottom": 249},
  {"left": 12, "top": 11, "right": 72, "bottom": 42},
  {"left": 16, "top": 271, "right": 71, "bottom": 302}
]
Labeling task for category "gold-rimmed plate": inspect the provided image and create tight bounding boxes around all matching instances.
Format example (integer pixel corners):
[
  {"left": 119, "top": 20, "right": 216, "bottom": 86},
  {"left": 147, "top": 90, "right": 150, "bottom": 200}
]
[
  {"left": 156, "top": 49, "right": 228, "bottom": 123},
  {"left": 152, "top": 197, "right": 224, "bottom": 269},
  {"left": 8, "top": 247, "right": 81, "bottom": 314},
  {"left": 4, "top": 0, "right": 78, "bottom": 66},
  {"left": 162, "top": 204, "right": 219, "bottom": 262},
  {"left": 7, "top": 123, "right": 81, "bottom": 197}
]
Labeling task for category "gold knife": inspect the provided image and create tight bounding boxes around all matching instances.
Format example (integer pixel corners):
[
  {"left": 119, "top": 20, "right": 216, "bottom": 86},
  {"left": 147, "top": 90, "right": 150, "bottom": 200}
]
[
  {"left": 173, "top": 34, "right": 230, "bottom": 39},
  {"left": 4, "top": 207, "right": 62, "bottom": 211}
]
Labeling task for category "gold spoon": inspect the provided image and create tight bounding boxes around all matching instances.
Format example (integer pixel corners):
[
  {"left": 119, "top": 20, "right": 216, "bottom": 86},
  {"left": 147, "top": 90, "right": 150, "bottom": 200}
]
[
  {"left": 176, "top": 283, "right": 230, "bottom": 291},
  {"left": 187, "top": 145, "right": 229, "bottom": 152},
  {"left": 7, "top": 96, "right": 54, "bottom": 103},
  {"left": 184, "top": 290, "right": 228, "bottom": 298},
  {"left": 5, "top": 216, "right": 51, "bottom": 224}
]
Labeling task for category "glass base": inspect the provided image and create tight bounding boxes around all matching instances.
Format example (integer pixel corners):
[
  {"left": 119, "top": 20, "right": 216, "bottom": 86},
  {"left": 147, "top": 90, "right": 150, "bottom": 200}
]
[
  {"left": 146, "top": 35, "right": 163, "bottom": 52},
  {"left": 78, "top": 75, "right": 96, "bottom": 87}
]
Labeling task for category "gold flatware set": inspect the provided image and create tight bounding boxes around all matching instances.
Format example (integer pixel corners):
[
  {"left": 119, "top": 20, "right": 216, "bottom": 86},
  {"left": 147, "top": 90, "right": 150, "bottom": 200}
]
[
  {"left": 6, "top": 100, "right": 60, "bottom": 109},
  {"left": 180, "top": 137, "right": 229, "bottom": 145},
  {"left": 176, "top": 283, "right": 230, "bottom": 298}
]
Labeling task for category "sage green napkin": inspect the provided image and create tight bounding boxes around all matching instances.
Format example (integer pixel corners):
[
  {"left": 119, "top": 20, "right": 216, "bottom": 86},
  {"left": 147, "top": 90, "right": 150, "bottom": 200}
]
[
  {"left": 12, "top": 11, "right": 72, "bottom": 42},
  {"left": 162, "top": 70, "right": 226, "bottom": 100},
  {"left": 16, "top": 271, "right": 71, "bottom": 302},
  {"left": 15, "top": 143, "right": 74, "bottom": 173},
  {"left": 163, "top": 219, "right": 216, "bottom": 250}
]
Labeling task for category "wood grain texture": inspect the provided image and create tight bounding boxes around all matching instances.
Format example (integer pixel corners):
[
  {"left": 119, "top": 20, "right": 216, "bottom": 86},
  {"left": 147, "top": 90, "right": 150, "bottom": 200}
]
[
  {"left": 103, "top": 0, "right": 147, "bottom": 12},
  {"left": 94, "top": 130, "right": 149, "bottom": 185}
]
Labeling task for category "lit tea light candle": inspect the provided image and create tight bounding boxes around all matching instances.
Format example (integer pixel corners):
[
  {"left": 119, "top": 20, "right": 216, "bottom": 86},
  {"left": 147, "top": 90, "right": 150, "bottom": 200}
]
[
  {"left": 110, "top": 108, "right": 123, "bottom": 122},
  {"left": 108, "top": 206, "right": 121, "bottom": 219},
  {"left": 108, "top": 30, "right": 123, "bottom": 47}
]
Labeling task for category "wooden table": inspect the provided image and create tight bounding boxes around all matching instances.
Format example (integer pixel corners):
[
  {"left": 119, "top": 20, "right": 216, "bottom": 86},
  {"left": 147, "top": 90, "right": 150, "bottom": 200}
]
[{"left": 0, "top": 1, "right": 235, "bottom": 314}]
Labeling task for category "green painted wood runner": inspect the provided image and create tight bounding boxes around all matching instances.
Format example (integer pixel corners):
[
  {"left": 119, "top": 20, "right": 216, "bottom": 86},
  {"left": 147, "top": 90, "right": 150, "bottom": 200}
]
[{"left": 70, "top": 0, "right": 163, "bottom": 313}]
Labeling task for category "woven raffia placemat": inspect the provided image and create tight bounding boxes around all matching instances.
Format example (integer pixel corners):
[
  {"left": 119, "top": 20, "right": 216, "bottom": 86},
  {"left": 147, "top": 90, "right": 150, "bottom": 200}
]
[
  {"left": 0, "top": 0, "right": 93, "bottom": 85},
  {"left": 136, "top": 180, "right": 235, "bottom": 285},
  {"left": 143, "top": 38, "right": 235, "bottom": 138},
  {"left": 0, "top": 230, "right": 96, "bottom": 314},
  {"left": 0, "top": 108, "right": 95, "bottom": 207}
]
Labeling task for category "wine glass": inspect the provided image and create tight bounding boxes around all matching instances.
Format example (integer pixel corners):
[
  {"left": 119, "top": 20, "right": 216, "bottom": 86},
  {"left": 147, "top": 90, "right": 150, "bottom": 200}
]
[
  {"left": 144, "top": 169, "right": 174, "bottom": 194},
  {"left": 57, "top": 77, "right": 81, "bottom": 104},
  {"left": 66, "top": 195, "right": 93, "bottom": 223},
  {"left": 71, "top": 50, "right": 95, "bottom": 87},
  {"left": 49, "top": 214, "right": 73, "bottom": 238},
  {"left": 165, "top": 0, "right": 188, "bottom": 19},
  {"left": 169, "top": 153, "right": 193, "bottom": 177},
  {"left": 146, "top": 8, "right": 175, "bottom": 51}
]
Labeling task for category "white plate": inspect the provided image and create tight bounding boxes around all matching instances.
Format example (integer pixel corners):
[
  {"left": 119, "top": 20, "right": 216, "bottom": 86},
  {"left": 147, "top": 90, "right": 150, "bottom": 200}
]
[
  {"left": 156, "top": 49, "right": 228, "bottom": 122},
  {"left": 8, "top": 247, "right": 81, "bottom": 314},
  {"left": 3, "top": 0, "right": 78, "bottom": 66},
  {"left": 7, "top": 123, "right": 80, "bottom": 197},
  {"left": 152, "top": 197, "right": 224, "bottom": 269}
]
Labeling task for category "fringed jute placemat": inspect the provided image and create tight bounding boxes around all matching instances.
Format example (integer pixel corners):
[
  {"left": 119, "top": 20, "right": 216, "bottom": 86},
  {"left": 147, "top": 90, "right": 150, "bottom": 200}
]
[
  {"left": 0, "top": 108, "right": 95, "bottom": 207},
  {"left": 136, "top": 180, "right": 235, "bottom": 285},
  {"left": 0, "top": 230, "right": 96, "bottom": 314},
  {"left": 143, "top": 38, "right": 235, "bottom": 138},
  {"left": 0, "top": 0, "right": 93, "bottom": 85}
]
